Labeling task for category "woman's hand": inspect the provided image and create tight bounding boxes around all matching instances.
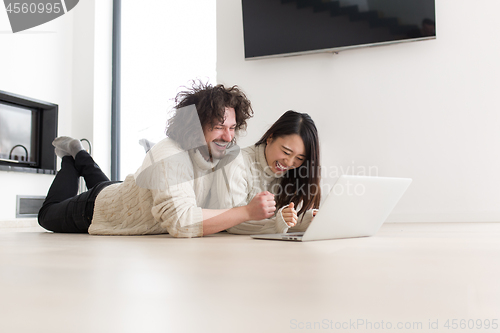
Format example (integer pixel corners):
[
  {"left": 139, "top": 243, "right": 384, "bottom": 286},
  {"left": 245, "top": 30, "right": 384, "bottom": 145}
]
[
  {"left": 282, "top": 202, "right": 298, "bottom": 228},
  {"left": 246, "top": 191, "right": 276, "bottom": 221}
]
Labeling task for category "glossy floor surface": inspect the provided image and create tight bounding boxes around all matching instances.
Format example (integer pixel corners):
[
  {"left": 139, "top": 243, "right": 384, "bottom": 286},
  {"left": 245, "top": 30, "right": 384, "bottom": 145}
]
[{"left": 1, "top": 223, "right": 499, "bottom": 333}]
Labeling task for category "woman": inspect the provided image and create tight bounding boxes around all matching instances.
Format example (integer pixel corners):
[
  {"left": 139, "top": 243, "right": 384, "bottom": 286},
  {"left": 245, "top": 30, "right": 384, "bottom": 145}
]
[{"left": 208, "top": 110, "right": 321, "bottom": 234}]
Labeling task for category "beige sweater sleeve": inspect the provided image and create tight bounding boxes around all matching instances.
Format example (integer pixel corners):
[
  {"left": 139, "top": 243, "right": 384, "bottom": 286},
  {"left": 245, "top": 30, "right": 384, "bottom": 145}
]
[
  {"left": 288, "top": 209, "right": 315, "bottom": 233},
  {"left": 277, "top": 202, "right": 316, "bottom": 233},
  {"left": 225, "top": 206, "right": 289, "bottom": 235},
  {"left": 136, "top": 148, "right": 204, "bottom": 238}
]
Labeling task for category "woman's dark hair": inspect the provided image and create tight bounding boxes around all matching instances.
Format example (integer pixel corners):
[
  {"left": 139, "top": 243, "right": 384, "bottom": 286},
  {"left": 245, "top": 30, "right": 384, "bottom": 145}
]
[
  {"left": 166, "top": 81, "right": 253, "bottom": 150},
  {"left": 255, "top": 111, "right": 321, "bottom": 216}
]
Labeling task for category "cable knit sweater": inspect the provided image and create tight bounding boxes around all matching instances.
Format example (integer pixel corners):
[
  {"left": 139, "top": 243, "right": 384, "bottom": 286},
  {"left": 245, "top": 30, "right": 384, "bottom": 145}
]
[
  {"left": 89, "top": 138, "right": 216, "bottom": 237},
  {"left": 208, "top": 144, "right": 315, "bottom": 234}
]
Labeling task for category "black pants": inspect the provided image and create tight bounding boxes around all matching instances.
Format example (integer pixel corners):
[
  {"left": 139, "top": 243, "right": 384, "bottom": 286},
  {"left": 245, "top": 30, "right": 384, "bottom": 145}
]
[{"left": 38, "top": 151, "right": 119, "bottom": 233}]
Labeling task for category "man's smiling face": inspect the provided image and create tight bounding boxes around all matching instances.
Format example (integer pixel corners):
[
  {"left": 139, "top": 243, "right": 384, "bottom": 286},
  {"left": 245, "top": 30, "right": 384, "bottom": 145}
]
[{"left": 203, "top": 107, "right": 236, "bottom": 160}]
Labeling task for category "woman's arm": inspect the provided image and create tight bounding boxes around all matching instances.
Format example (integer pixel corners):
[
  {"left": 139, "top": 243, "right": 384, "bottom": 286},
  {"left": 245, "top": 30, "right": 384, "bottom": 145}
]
[{"left": 288, "top": 209, "right": 317, "bottom": 233}]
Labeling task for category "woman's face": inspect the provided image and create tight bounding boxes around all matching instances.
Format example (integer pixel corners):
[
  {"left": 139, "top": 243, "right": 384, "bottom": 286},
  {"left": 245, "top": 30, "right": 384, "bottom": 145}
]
[{"left": 265, "top": 134, "right": 306, "bottom": 175}]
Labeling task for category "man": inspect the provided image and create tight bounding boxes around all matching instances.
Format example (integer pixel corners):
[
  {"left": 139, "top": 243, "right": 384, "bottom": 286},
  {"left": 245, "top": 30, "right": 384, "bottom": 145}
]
[{"left": 39, "top": 82, "right": 276, "bottom": 237}]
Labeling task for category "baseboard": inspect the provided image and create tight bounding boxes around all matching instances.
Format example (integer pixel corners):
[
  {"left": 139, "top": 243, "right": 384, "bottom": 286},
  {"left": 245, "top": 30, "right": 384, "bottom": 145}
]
[{"left": 386, "top": 211, "right": 500, "bottom": 223}]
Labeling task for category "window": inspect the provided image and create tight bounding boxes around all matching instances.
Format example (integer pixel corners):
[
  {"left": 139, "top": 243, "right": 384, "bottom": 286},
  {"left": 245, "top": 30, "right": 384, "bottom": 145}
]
[{"left": 116, "top": 0, "right": 217, "bottom": 179}]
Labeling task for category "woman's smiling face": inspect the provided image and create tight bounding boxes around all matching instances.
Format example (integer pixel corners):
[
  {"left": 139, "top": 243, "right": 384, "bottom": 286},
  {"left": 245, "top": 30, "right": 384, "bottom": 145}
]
[{"left": 265, "top": 134, "right": 306, "bottom": 175}]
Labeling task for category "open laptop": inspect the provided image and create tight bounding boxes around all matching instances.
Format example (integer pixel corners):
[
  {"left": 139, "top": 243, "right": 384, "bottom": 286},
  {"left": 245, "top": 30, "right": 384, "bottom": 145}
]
[{"left": 251, "top": 175, "right": 412, "bottom": 242}]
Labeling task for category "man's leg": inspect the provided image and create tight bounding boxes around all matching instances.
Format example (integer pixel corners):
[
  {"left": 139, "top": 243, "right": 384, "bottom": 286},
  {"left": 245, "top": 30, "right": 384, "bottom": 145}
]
[
  {"left": 42, "top": 156, "right": 80, "bottom": 208},
  {"left": 53, "top": 136, "right": 110, "bottom": 190},
  {"left": 38, "top": 156, "right": 88, "bottom": 233},
  {"left": 74, "top": 150, "right": 110, "bottom": 190},
  {"left": 38, "top": 137, "right": 115, "bottom": 233}
]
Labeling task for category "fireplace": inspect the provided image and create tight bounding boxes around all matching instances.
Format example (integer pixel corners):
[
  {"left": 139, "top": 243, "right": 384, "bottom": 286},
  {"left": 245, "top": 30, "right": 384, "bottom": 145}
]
[{"left": 0, "top": 90, "right": 58, "bottom": 174}]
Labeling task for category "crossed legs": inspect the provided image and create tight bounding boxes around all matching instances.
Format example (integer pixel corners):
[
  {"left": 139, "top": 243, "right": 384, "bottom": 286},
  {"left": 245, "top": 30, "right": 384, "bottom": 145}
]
[{"left": 38, "top": 140, "right": 112, "bottom": 233}]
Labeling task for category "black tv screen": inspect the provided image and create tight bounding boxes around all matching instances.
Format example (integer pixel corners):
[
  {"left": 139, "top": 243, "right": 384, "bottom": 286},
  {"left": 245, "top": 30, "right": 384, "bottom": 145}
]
[
  {"left": 242, "top": 0, "right": 436, "bottom": 59},
  {"left": 0, "top": 102, "right": 38, "bottom": 165}
]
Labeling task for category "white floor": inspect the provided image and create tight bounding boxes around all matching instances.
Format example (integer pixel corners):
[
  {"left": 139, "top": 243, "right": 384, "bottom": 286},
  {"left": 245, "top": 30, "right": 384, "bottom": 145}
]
[{"left": 1, "top": 222, "right": 499, "bottom": 333}]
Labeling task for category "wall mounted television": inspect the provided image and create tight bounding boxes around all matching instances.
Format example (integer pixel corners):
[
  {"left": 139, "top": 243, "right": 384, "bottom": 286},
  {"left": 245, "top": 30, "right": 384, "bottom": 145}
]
[{"left": 242, "top": 0, "right": 436, "bottom": 59}]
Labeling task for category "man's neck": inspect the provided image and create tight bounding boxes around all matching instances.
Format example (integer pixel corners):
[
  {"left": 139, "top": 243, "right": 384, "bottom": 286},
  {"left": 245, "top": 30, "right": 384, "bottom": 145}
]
[{"left": 197, "top": 146, "right": 212, "bottom": 162}]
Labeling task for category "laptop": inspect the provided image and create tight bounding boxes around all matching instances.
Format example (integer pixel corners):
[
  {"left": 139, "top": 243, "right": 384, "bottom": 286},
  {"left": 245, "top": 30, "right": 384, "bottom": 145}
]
[{"left": 251, "top": 175, "right": 412, "bottom": 242}]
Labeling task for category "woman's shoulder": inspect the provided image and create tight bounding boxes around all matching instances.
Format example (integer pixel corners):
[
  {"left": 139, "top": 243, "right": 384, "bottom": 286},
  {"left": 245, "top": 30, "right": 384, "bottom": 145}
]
[
  {"left": 216, "top": 145, "right": 254, "bottom": 179},
  {"left": 241, "top": 144, "right": 258, "bottom": 161},
  {"left": 236, "top": 144, "right": 267, "bottom": 178}
]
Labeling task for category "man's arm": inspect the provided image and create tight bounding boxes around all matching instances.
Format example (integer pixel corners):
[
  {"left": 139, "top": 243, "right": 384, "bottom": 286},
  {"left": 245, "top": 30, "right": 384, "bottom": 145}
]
[
  {"left": 207, "top": 153, "right": 290, "bottom": 235},
  {"left": 202, "top": 191, "right": 275, "bottom": 235}
]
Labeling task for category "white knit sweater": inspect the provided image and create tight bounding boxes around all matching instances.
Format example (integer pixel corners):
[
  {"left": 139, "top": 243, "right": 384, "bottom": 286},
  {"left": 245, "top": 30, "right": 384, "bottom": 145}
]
[
  {"left": 208, "top": 144, "right": 315, "bottom": 234},
  {"left": 89, "top": 138, "right": 216, "bottom": 237}
]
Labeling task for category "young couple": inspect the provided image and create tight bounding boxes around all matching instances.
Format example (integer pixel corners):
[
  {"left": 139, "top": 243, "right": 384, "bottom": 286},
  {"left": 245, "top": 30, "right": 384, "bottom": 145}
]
[{"left": 38, "top": 82, "right": 321, "bottom": 237}]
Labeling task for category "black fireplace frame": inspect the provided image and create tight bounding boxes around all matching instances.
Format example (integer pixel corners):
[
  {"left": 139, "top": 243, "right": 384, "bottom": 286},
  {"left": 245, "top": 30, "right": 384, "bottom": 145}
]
[{"left": 0, "top": 90, "right": 58, "bottom": 174}]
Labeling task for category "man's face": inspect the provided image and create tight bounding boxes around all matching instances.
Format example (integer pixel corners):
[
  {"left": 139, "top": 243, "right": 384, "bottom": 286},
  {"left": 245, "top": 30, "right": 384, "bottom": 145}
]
[{"left": 203, "top": 107, "right": 236, "bottom": 160}]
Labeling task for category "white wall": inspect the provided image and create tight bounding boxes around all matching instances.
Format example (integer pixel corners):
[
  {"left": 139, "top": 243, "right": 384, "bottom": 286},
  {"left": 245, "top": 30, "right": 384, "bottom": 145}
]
[
  {"left": 0, "top": 6, "right": 73, "bottom": 220},
  {"left": 216, "top": 0, "right": 500, "bottom": 222},
  {"left": 0, "top": 0, "right": 112, "bottom": 221}
]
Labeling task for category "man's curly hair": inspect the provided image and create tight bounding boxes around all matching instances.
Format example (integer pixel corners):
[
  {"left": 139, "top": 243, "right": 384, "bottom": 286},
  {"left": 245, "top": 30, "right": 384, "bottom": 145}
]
[{"left": 166, "top": 81, "right": 253, "bottom": 150}]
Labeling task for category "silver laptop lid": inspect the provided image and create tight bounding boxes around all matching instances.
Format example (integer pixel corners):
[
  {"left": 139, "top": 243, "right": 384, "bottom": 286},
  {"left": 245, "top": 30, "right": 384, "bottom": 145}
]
[{"left": 301, "top": 175, "right": 412, "bottom": 241}]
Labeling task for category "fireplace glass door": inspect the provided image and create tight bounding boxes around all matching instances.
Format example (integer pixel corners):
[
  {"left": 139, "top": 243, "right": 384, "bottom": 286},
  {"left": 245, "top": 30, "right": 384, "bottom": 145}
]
[{"left": 0, "top": 102, "right": 39, "bottom": 166}]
